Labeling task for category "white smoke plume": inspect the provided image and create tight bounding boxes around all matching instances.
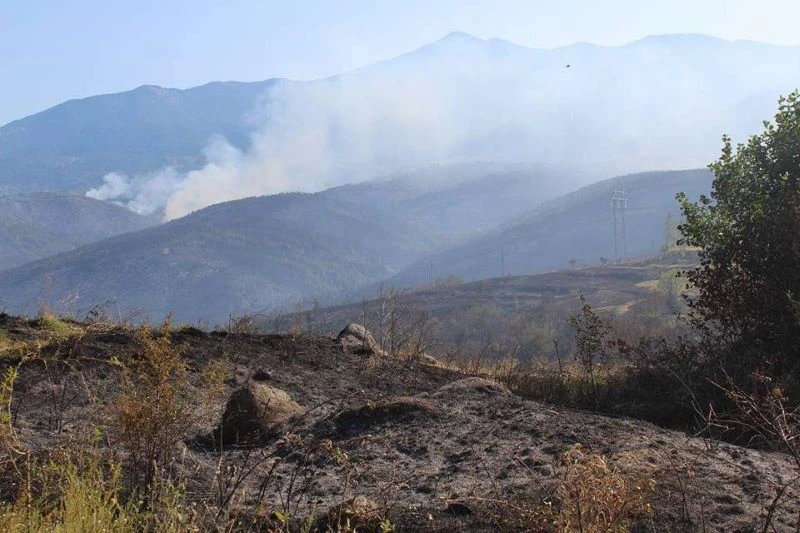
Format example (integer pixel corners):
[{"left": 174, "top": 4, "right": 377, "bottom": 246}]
[
  {"left": 87, "top": 37, "right": 550, "bottom": 221},
  {"left": 85, "top": 168, "right": 183, "bottom": 216},
  {"left": 85, "top": 34, "right": 800, "bottom": 221},
  {"left": 85, "top": 72, "right": 470, "bottom": 220},
  {"left": 162, "top": 74, "right": 466, "bottom": 220},
  {"left": 85, "top": 172, "right": 132, "bottom": 202}
]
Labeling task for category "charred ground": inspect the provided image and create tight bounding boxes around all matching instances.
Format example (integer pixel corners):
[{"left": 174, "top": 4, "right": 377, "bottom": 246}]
[{"left": 1, "top": 313, "right": 797, "bottom": 532}]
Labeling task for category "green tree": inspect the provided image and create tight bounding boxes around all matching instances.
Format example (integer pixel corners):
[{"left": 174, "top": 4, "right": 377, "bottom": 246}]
[
  {"left": 657, "top": 268, "right": 684, "bottom": 313},
  {"left": 568, "top": 297, "right": 611, "bottom": 404},
  {"left": 661, "top": 212, "right": 681, "bottom": 253},
  {"left": 677, "top": 91, "right": 800, "bottom": 383}
]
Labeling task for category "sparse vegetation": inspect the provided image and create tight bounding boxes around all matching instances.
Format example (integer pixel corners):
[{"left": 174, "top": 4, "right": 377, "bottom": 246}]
[
  {"left": 110, "top": 318, "right": 226, "bottom": 492},
  {"left": 543, "top": 445, "right": 656, "bottom": 532},
  {"left": 36, "top": 311, "right": 82, "bottom": 342},
  {"left": 0, "top": 299, "right": 798, "bottom": 531}
]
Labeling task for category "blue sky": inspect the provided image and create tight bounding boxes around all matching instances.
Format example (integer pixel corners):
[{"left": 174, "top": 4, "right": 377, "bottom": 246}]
[{"left": 2, "top": 0, "right": 799, "bottom": 126}]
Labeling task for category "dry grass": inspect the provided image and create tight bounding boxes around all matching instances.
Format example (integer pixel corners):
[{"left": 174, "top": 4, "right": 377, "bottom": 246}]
[
  {"left": 542, "top": 445, "right": 656, "bottom": 532},
  {"left": 0, "top": 317, "right": 217, "bottom": 532},
  {"left": 0, "top": 451, "right": 204, "bottom": 533},
  {"left": 36, "top": 312, "right": 84, "bottom": 342},
  {"left": 477, "top": 444, "right": 656, "bottom": 532},
  {"left": 111, "top": 319, "right": 227, "bottom": 492}
]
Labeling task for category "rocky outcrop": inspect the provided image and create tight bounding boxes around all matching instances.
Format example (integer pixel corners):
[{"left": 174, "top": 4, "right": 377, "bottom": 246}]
[
  {"left": 336, "top": 323, "right": 383, "bottom": 356},
  {"left": 219, "top": 382, "right": 303, "bottom": 445}
]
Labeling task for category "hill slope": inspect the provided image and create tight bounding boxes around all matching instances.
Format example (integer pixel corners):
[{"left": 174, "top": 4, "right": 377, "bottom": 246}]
[
  {"left": 0, "top": 193, "right": 157, "bottom": 271},
  {"left": 0, "top": 80, "right": 278, "bottom": 193},
  {"left": 4, "top": 315, "right": 798, "bottom": 531},
  {"left": 391, "top": 169, "right": 712, "bottom": 286},
  {"left": 0, "top": 169, "right": 708, "bottom": 323},
  {"left": 0, "top": 192, "right": 435, "bottom": 322},
  {"left": 0, "top": 162, "right": 575, "bottom": 322},
  {"left": 320, "top": 162, "right": 577, "bottom": 245}
]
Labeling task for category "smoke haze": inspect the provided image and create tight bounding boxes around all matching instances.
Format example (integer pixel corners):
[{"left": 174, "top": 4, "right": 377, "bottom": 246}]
[
  {"left": 85, "top": 168, "right": 183, "bottom": 216},
  {"left": 85, "top": 33, "right": 800, "bottom": 220}
]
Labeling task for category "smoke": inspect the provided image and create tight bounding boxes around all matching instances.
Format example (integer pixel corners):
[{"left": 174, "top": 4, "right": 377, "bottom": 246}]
[
  {"left": 86, "top": 72, "right": 475, "bottom": 220},
  {"left": 85, "top": 168, "right": 183, "bottom": 216},
  {"left": 85, "top": 34, "right": 800, "bottom": 221},
  {"left": 87, "top": 37, "right": 551, "bottom": 221},
  {"left": 162, "top": 74, "right": 468, "bottom": 220},
  {"left": 86, "top": 173, "right": 131, "bottom": 202}
]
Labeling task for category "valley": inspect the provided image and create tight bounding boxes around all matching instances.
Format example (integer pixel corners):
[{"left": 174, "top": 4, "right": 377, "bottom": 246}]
[{"left": 0, "top": 167, "right": 704, "bottom": 324}]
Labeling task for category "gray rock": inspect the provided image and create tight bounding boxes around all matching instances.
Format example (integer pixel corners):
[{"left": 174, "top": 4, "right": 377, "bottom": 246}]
[
  {"left": 336, "top": 323, "right": 383, "bottom": 356},
  {"left": 219, "top": 382, "right": 303, "bottom": 445}
]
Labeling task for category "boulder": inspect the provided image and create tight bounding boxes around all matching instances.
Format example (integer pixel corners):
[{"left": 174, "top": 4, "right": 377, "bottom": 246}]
[
  {"left": 433, "top": 377, "right": 511, "bottom": 397},
  {"left": 336, "top": 323, "right": 382, "bottom": 356},
  {"left": 219, "top": 382, "right": 303, "bottom": 445}
]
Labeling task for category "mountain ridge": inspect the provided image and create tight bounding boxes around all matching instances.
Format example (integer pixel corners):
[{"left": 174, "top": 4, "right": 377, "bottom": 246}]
[
  {"left": 0, "top": 193, "right": 157, "bottom": 272},
  {"left": 387, "top": 168, "right": 712, "bottom": 287},
  {"left": 2, "top": 32, "right": 798, "bottom": 201},
  {"left": 0, "top": 189, "right": 438, "bottom": 322}
]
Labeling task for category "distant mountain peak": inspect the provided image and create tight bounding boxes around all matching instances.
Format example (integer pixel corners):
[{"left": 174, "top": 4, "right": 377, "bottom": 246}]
[
  {"left": 627, "top": 33, "right": 727, "bottom": 47},
  {"left": 132, "top": 84, "right": 174, "bottom": 95},
  {"left": 425, "top": 32, "right": 730, "bottom": 54},
  {"left": 409, "top": 30, "right": 527, "bottom": 58},
  {"left": 438, "top": 31, "right": 483, "bottom": 43}
]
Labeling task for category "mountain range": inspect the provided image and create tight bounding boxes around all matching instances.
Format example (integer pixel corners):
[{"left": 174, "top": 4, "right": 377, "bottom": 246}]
[
  {"left": 0, "top": 33, "right": 797, "bottom": 215},
  {"left": 0, "top": 32, "right": 792, "bottom": 322},
  {"left": 389, "top": 169, "right": 712, "bottom": 286},
  {"left": 0, "top": 162, "right": 569, "bottom": 321},
  {"left": 0, "top": 191, "right": 415, "bottom": 322},
  {"left": 0, "top": 81, "right": 277, "bottom": 194}
]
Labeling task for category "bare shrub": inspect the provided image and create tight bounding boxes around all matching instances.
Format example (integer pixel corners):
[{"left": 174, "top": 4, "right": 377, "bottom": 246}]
[
  {"left": 542, "top": 444, "right": 656, "bottom": 532},
  {"left": 110, "top": 318, "right": 226, "bottom": 494},
  {"left": 365, "top": 288, "right": 440, "bottom": 363}
]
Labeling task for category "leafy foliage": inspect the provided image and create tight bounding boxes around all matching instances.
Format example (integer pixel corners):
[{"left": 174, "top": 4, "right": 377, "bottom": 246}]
[
  {"left": 568, "top": 297, "right": 612, "bottom": 405},
  {"left": 678, "top": 91, "right": 800, "bottom": 385}
]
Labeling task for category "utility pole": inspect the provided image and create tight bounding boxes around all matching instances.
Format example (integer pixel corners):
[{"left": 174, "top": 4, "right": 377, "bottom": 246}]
[
  {"left": 622, "top": 193, "right": 627, "bottom": 258},
  {"left": 612, "top": 198, "right": 618, "bottom": 260},
  {"left": 611, "top": 188, "right": 628, "bottom": 261},
  {"left": 500, "top": 246, "right": 505, "bottom": 277},
  {"left": 429, "top": 260, "right": 434, "bottom": 286}
]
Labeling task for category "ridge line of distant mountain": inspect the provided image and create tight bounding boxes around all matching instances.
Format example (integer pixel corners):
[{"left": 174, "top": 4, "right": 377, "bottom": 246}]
[{"left": 5, "top": 31, "right": 799, "bottom": 131}]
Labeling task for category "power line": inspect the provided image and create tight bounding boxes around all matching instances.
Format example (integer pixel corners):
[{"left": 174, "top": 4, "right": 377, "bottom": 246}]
[
  {"left": 425, "top": 194, "right": 666, "bottom": 276},
  {"left": 611, "top": 188, "right": 628, "bottom": 261}
]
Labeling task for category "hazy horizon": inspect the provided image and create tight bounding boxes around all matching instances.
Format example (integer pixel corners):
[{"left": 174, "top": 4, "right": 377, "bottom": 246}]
[
  {"left": 3, "top": 3, "right": 800, "bottom": 224},
  {"left": 3, "top": 0, "right": 800, "bottom": 126},
  {"left": 71, "top": 32, "right": 800, "bottom": 219}
]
